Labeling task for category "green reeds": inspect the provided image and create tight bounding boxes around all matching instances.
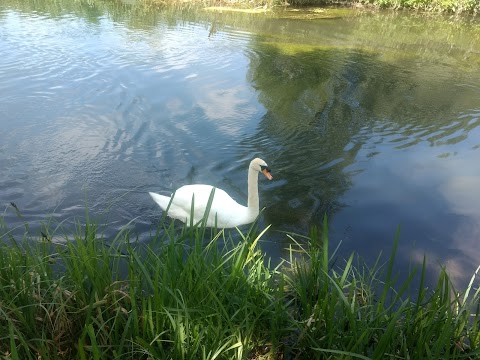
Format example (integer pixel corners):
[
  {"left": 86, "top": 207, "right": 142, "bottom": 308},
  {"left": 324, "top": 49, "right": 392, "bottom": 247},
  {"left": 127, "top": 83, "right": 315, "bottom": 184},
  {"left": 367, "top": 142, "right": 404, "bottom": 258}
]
[{"left": 0, "top": 207, "right": 479, "bottom": 359}]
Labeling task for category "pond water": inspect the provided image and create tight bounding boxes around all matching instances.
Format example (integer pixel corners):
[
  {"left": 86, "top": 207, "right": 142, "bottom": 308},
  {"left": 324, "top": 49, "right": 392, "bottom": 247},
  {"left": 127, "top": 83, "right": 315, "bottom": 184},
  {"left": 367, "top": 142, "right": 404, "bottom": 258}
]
[{"left": 1, "top": 0, "right": 480, "bottom": 288}]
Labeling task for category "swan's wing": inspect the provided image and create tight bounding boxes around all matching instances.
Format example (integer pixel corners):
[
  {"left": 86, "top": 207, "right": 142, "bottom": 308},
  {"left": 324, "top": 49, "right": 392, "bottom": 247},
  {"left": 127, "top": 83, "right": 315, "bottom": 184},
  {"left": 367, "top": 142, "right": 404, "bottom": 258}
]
[
  {"left": 206, "top": 188, "right": 247, "bottom": 225},
  {"left": 172, "top": 185, "right": 238, "bottom": 207},
  {"left": 171, "top": 185, "right": 216, "bottom": 208},
  {"left": 171, "top": 185, "right": 247, "bottom": 227}
]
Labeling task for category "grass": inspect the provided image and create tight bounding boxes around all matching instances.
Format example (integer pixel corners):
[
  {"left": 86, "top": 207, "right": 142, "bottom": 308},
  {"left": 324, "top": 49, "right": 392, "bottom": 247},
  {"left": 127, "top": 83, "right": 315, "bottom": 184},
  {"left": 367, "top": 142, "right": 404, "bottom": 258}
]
[{"left": 1, "top": 204, "right": 480, "bottom": 359}]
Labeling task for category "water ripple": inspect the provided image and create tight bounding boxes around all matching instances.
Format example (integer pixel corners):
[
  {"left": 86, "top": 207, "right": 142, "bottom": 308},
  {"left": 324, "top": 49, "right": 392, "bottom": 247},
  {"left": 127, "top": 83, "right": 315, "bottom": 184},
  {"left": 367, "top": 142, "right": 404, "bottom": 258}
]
[{"left": 2, "top": 3, "right": 480, "bottom": 289}]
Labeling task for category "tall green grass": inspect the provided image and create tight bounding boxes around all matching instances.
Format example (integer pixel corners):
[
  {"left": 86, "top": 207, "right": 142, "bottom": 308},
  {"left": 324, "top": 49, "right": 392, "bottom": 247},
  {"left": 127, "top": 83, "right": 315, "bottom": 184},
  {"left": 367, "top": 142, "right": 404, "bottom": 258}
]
[{"left": 0, "top": 207, "right": 479, "bottom": 359}]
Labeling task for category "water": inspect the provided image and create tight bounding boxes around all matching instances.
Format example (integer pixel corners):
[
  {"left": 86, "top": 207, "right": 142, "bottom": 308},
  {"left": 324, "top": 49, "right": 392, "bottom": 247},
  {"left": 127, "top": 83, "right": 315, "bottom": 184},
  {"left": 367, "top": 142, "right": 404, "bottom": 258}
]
[{"left": 1, "top": 0, "right": 480, "bottom": 288}]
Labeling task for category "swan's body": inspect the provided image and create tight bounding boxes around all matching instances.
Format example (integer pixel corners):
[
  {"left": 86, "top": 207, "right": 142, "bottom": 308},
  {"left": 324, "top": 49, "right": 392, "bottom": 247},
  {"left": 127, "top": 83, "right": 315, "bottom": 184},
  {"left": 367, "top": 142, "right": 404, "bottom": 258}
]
[{"left": 149, "top": 158, "right": 272, "bottom": 228}]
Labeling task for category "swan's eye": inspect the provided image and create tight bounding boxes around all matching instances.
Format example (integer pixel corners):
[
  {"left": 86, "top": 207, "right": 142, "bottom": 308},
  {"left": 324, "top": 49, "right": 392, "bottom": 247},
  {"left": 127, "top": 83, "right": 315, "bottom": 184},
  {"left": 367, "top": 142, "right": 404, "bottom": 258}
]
[{"left": 260, "top": 165, "right": 271, "bottom": 173}]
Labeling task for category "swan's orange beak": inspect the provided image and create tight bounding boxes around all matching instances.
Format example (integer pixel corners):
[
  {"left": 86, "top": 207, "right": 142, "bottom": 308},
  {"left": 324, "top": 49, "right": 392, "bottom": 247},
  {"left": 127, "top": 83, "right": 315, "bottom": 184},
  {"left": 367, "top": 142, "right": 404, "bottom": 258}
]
[{"left": 262, "top": 168, "right": 273, "bottom": 180}]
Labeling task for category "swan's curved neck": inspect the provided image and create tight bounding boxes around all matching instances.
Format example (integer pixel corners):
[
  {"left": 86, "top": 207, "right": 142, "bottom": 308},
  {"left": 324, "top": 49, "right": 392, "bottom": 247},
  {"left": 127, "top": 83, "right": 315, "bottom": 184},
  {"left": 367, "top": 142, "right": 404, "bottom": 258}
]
[{"left": 247, "top": 166, "right": 259, "bottom": 212}]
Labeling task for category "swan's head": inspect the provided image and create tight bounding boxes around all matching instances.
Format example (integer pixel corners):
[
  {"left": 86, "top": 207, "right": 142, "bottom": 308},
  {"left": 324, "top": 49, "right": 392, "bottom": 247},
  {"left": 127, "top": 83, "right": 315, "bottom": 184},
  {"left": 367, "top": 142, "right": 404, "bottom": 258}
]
[{"left": 250, "top": 158, "right": 273, "bottom": 180}]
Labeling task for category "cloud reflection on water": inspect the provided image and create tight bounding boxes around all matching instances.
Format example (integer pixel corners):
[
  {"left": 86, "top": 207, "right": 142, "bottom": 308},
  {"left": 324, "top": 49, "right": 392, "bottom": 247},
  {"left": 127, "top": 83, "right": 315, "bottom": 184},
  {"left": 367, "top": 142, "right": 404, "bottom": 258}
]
[{"left": 2, "top": 1, "right": 480, "bottom": 289}]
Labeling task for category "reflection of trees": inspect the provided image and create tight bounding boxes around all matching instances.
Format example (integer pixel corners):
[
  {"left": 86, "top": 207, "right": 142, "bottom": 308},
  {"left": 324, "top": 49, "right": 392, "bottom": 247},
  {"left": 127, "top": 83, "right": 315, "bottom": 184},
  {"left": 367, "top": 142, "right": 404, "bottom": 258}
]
[
  {"left": 245, "top": 40, "right": 480, "bottom": 229},
  {"left": 245, "top": 45, "right": 373, "bottom": 228},
  {"left": 2, "top": 0, "right": 107, "bottom": 21},
  {"left": 0, "top": 0, "right": 193, "bottom": 28}
]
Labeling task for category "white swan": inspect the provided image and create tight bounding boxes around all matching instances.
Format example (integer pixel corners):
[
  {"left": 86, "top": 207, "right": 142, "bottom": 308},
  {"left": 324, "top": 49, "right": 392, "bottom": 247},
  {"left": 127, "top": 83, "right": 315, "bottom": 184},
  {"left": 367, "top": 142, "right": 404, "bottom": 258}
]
[{"left": 149, "top": 158, "right": 273, "bottom": 228}]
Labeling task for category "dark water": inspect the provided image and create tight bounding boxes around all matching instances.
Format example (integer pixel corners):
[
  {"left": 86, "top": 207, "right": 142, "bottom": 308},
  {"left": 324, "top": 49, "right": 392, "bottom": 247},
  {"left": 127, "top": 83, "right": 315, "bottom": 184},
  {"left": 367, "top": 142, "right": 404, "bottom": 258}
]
[{"left": 1, "top": 0, "right": 480, "bottom": 288}]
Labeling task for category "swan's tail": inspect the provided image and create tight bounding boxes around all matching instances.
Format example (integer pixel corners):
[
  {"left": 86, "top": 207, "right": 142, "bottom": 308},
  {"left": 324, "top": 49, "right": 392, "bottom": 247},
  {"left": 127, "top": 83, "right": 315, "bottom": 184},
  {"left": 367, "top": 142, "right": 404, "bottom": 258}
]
[{"left": 148, "top": 192, "right": 171, "bottom": 210}]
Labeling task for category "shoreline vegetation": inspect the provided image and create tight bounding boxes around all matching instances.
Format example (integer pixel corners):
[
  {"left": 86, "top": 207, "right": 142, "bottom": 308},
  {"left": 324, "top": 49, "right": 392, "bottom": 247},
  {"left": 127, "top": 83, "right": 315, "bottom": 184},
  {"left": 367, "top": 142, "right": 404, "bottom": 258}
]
[
  {"left": 3, "top": 0, "right": 480, "bottom": 17},
  {"left": 180, "top": 0, "right": 480, "bottom": 15},
  {"left": 1, "top": 208, "right": 479, "bottom": 359}
]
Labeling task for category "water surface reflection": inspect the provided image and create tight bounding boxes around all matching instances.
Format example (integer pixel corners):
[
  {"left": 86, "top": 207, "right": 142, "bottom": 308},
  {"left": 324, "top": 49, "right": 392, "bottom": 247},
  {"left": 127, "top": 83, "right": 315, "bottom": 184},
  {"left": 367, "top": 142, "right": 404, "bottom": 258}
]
[{"left": 1, "top": 0, "right": 480, "bottom": 289}]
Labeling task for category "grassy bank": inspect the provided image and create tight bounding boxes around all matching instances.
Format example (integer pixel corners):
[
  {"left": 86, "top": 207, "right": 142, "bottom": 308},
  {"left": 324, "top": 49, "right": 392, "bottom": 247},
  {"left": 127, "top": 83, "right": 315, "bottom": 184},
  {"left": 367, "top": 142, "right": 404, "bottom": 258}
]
[{"left": 1, "top": 211, "right": 480, "bottom": 359}]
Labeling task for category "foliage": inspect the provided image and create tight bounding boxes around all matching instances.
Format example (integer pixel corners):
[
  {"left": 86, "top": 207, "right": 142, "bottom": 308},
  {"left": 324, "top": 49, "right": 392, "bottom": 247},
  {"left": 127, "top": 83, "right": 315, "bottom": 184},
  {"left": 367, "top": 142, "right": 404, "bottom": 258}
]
[
  {"left": 2, "top": 0, "right": 479, "bottom": 20},
  {"left": 1, "top": 205, "right": 480, "bottom": 359},
  {"left": 279, "top": 0, "right": 480, "bottom": 13}
]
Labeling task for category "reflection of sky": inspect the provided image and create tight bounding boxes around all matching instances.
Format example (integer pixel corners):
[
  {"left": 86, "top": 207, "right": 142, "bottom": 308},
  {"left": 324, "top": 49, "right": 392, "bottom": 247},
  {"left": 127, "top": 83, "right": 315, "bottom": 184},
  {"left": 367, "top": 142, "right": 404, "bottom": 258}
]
[
  {"left": 334, "top": 119, "right": 480, "bottom": 288},
  {"left": 436, "top": 151, "right": 480, "bottom": 285},
  {"left": 1, "top": 4, "right": 480, "bottom": 291},
  {"left": 148, "top": 26, "right": 260, "bottom": 137},
  {"left": 0, "top": 7, "right": 261, "bottom": 237},
  {"left": 196, "top": 82, "right": 258, "bottom": 135}
]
